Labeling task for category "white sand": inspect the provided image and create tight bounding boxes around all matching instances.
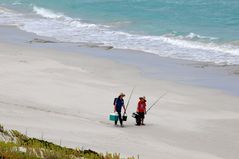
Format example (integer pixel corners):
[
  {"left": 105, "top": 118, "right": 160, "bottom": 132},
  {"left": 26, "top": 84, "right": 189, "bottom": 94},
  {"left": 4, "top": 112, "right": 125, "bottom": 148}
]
[{"left": 0, "top": 42, "right": 239, "bottom": 159}]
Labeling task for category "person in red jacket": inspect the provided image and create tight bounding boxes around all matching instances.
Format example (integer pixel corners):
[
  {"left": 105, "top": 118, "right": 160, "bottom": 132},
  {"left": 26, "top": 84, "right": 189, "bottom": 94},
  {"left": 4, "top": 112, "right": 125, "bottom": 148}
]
[{"left": 137, "top": 96, "right": 147, "bottom": 125}]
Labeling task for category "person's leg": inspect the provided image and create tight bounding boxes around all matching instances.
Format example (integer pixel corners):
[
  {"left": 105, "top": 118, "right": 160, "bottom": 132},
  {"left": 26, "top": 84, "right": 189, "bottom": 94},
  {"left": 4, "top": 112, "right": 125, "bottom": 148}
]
[
  {"left": 118, "top": 112, "right": 123, "bottom": 126},
  {"left": 141, "top": 118, "right": 145, "bottom": 125},
  {"left": 114, "top": 112, "right": 118, "bottom": 125},
  {"left": 136, "top": 113, "right": 141, "bottom": 125},
  {"left": 138, "top": 113, "right": 144, "bottom": 125},
  {"left": 141, "top": 113, "right": 145, "bottom": 125},
  {"left": 136, "top": 117, "right": 141, "bottom": 125}
]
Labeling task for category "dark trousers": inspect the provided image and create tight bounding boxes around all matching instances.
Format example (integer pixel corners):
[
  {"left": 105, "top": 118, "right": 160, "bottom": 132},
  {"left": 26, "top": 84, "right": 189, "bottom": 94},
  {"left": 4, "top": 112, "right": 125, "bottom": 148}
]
[
  {"left": 115, "top": 111, "right": 123, "bottom": 126},
  {"left": 136, "top": 112, "right": 145, "bottom": 125}
]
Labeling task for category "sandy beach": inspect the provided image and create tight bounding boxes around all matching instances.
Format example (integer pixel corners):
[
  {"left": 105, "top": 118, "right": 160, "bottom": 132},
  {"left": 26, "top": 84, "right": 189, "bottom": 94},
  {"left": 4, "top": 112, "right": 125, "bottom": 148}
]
[{"left": 0, "top": 26, "right": 239, "bottom": 159}]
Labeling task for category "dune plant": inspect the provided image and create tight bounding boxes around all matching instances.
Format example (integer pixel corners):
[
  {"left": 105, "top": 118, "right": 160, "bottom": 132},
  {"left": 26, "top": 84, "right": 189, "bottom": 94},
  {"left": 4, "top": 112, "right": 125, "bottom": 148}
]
[{"left": 0, "top": 125, "right": 135, "bottom": 159}]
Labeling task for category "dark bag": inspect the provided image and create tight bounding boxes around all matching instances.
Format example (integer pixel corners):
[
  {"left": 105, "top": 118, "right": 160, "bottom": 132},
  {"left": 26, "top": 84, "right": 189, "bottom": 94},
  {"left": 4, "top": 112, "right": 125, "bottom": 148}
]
[
  {"left": 122, "top": 113, "right": 127, "bottom": 121},
  {"left": 132, "top": 112, "right": 141, "bottom": 125},
  {"left": 132, "top": 112, "right": 139, "bottom": 118}
]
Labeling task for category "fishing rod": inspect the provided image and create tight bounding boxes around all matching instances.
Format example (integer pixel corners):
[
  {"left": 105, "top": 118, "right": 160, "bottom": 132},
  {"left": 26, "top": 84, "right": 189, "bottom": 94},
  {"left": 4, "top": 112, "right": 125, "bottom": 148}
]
[
  {"left": 146, "top": 92, "right": 167, "bottom": 113},
  {"left": 125, "top": 87, "right": 135, "bottom": 110}
]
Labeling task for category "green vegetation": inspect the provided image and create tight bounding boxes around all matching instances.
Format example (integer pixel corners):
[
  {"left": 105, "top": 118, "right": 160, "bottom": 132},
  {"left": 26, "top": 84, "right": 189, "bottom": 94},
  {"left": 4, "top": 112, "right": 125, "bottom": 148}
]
[{"left": 0, "top": 124, "right": 135, "bottom": 159}]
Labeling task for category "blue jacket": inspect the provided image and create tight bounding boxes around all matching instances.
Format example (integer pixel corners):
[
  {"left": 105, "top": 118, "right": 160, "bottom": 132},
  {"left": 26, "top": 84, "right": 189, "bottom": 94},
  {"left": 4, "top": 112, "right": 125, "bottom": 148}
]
[{"left": 114, "top": 97, "right": 124, "bottom": 112}]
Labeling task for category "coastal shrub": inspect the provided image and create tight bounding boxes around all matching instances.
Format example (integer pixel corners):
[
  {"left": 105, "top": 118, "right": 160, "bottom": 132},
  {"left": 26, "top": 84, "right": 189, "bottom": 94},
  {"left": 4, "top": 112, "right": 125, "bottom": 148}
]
[
  {"left": 105, "top": 153, "right": 120, "bottom": 159},
  {"left": 0, "top": 141, "right": 40, "bottom": 159},
  {"left": 0, "top": 141, "right": 135, "bottom": 159},
  {"left": 0, "top": 124, "right": 135, "bottom": 159},
  {"left": 11, "top": 130, "right": 28, "bottom": 144},
  {"left": 0, "top": 124, "right": 4, "bottom": 132}
]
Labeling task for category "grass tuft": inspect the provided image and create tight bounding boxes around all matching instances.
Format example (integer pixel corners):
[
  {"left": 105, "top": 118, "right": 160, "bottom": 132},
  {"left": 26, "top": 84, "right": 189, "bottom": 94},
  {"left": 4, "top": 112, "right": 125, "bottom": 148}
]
[{"left": 0, "top": 124, "right": 135, "bottom": 159}]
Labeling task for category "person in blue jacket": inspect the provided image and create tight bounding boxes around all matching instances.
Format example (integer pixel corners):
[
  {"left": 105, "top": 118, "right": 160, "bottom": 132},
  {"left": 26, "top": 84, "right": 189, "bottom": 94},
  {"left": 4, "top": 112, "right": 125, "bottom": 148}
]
[{"left": 113, "top": 93, "right": 126, "bottom": 127}]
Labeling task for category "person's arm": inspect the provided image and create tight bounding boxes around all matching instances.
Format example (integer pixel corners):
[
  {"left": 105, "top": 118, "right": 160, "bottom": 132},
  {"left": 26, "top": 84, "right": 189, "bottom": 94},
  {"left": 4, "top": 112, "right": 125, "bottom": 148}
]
[
  {"left": 122, "top": 99, "right": 126, "bottom": 113},
  {"left": 123, "top": 105, "right": 126, "bottom": 113},
  {"left": 137, "top": 101, "right": 140, "bottom": 112},
  {"left": 144, "top": 103, "right": 147, "bottom": 114}
]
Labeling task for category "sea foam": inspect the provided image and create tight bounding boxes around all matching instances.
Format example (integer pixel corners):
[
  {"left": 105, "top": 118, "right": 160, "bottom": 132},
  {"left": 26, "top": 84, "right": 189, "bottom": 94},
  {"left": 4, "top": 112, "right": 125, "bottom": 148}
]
[
  {"left": 33, "top": 6, "right": 65, "bottom": 19},
  {"left": 1, "top": 5, "right": 239, "bottom": 65}
]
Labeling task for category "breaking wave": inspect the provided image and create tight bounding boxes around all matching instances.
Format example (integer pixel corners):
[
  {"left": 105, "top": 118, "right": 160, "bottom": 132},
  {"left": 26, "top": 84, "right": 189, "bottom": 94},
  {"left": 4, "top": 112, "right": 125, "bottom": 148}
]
[{"left": 1, "top": 5, "right": 239, "bottom": 65}]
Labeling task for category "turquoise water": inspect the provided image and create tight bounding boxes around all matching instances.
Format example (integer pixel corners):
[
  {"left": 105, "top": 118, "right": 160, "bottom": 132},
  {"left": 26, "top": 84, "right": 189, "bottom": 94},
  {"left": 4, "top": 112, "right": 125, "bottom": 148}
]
[{"left": 1, "top": 0, "right": 239, "bottom": 64}]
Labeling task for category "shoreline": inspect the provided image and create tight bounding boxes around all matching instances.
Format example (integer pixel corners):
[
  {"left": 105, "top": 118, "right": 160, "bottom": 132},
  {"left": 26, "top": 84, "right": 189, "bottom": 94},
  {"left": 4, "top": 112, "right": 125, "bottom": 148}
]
[
  {"left": 1, "top": 25, "right": 239, "bottom": 96},
  {"left": 1, "top": 25, "right": 239, "bottom": 159}
]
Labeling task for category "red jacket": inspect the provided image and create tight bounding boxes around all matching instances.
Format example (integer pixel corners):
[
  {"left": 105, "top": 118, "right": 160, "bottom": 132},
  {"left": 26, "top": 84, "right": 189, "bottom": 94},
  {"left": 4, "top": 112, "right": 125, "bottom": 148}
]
[{"left": 137, "top": 100, "right": 146, "bottom": 113}]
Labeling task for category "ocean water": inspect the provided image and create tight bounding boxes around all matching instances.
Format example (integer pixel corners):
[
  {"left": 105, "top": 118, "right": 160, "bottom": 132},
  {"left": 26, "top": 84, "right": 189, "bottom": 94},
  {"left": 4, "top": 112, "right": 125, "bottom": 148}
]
[{"left": 0, "top": 0, "right": 239, "bottom": 64}]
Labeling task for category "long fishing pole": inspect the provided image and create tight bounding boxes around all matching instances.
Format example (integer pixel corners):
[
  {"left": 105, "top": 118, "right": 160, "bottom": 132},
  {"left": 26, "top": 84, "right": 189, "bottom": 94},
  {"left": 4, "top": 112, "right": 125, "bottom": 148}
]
[
  {"left": 146, "top": 92, "right": 167, "bottom": 113},
  {"left": 125, "top": 87, "right": 135, "bottom": 110}
]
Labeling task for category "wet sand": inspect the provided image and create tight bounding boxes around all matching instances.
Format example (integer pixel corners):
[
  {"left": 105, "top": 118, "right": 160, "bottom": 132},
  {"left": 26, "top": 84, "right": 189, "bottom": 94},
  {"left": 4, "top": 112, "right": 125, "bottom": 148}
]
[{"left": 0, "top": 26, "right": 239, "bottom": 159}]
